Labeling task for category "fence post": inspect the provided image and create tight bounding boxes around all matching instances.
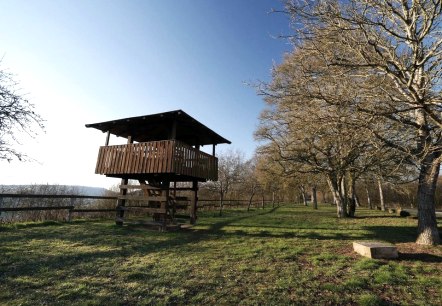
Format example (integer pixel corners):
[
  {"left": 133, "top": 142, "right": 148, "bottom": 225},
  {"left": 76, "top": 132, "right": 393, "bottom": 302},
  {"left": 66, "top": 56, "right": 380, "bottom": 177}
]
[
  {"left": 0, "top": 196, "right": 3, "bottom": 218},
  {"left": 68, "top": 198, "right": 75, "bottom": 222}
]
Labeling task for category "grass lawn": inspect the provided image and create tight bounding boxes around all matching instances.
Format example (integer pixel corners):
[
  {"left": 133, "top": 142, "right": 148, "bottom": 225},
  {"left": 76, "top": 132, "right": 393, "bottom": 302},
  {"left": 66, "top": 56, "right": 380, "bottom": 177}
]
[{"left": 1, "top": 204, "right": 441, "bottom": 305}]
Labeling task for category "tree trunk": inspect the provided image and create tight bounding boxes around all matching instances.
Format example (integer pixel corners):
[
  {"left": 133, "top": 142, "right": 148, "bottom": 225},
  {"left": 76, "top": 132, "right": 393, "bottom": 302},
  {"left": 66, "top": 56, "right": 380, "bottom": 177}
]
[
  {"left": 219, "top": 192, "right": 224, "bottom": 216},
  {"left": 331, "top": 190, "right": 338, "bottom": 206},
  {"left": 300, "top": 185, "right": 308, "bottom": 206},
  {"left": 272, "top": 191, "right": 275, "bottom": 208},
  {"left": 312, "top": 186, "right": 318, "bottom": 209},
  {"left": 247, "top": 189, "right": 255, "bottom": 212},
  {"left": 340, "top": 176, "right": 349, "bottom": 214},
  {"left": 322, "top": 190, "right": 328, "bottom": 204},
  {"left": 377, "top": 177, "right": 385, "bottom": 211},
  {"left": 355, "top": 194, "right": 360, "bottom": 207},
  {"left": 416, "top": 153, "right": 441, "bottom": 245},
  {"left": 261, "top": 194, "right": 265, "bottom": 209},
  {"left": 327, "top": 176, "right": 347, "bottom": 218},
  {"left": 348, "top": 176, "right": 356, "bottom": 217},
  {"left": 365, "top": 185, "right": 372, "bottom": 210}
]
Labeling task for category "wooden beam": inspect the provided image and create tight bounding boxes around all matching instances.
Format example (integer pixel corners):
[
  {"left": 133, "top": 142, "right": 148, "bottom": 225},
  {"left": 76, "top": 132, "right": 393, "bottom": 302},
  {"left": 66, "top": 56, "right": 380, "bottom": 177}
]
[
  {"left": 117, "top": 195, "right": 168, "bottom": 202},
  {"left": 71, "top": 208, "right": 116, "bottom": 213},
  {"left": 0, "top": 206, "right": 74, "bottom": 212},
  {"left": 105, "top": 131, "right": 110, "bottom": 146},
  {"left": 116, "top": 177, "right": 128, "bottom": 226},
  {"left": 0, "top": 194, "right": 117, "bottom": 200},
  {"left": 190, "top": 180, "right": 198, "bottom": 224},
  {"left": 170, "top": 120, "right": 177, "bottom": 140},
  {"left": 212, "top": 144, "right": 216, "bottom": 156},
  {"left": 123, "top": 207, "right": 167, "bottom": 214},
  {"left": 119, "top": 184, "right": 162, "bottom": 190}
]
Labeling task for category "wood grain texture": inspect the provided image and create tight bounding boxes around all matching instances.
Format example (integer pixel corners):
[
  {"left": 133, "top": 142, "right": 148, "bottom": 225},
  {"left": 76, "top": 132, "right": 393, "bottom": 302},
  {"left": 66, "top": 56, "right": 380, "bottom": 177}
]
[{"left": 95, "top": 140, "right": 218, "bottom": 180}]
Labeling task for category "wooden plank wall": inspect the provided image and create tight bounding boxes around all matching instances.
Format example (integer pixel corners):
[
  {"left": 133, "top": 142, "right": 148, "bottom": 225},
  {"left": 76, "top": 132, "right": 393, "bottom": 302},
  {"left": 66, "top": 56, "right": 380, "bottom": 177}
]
[{"left": 95, "top": 140, "right": 218, "bottom": 181}]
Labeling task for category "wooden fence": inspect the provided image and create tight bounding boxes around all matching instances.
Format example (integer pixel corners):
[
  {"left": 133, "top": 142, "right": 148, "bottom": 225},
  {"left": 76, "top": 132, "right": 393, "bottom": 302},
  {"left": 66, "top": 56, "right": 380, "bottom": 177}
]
[
  {"left": 0, "top": 194, "right": 118, "bottom": 222},
  {"left": 0, "top": 194, "right": 273, "bottom": 223}
]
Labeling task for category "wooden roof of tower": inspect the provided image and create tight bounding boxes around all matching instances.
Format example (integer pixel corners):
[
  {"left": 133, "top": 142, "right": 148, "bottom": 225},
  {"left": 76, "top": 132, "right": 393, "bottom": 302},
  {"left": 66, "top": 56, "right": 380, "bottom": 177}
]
[{"left": 85, "top": 109, "right": 231, "bottom": 146}]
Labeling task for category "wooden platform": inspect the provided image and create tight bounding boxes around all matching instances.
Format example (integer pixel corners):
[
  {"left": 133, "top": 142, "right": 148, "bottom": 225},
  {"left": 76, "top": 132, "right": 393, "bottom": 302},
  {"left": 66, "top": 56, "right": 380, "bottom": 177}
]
[
  {"left": 353, "top": 241, "right": 398, "bottom": 259},
  {"left": 94, "top": 140, "right": 218, "bottom": 181}
]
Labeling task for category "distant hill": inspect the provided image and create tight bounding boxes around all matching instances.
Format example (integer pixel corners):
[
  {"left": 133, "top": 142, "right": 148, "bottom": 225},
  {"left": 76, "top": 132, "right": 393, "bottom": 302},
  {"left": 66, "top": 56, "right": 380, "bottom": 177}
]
[{"left": 0, "top": 185, "right": 110, "bottom": 196}]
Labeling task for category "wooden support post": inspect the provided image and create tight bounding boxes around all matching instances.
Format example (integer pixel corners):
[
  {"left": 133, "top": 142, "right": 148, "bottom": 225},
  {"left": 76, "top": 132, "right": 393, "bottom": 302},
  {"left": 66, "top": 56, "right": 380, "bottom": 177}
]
[
  {"left": 212, "top": 144, "right": 216, "bottom": 156},
  {"left": 190, "top": 180, "right": 198, "bottom": 224},
  {"left": 160, "top": 181, "right": 169, "bottom": 230},
  {"left": 116, "top": 136, "right": 132, "bottom": 226},
  {"left": 105, "top": 131, "right": 110, "bottom": 146},
  {"left": 116, "top": 178, "right": 128, "bottom": 226}
]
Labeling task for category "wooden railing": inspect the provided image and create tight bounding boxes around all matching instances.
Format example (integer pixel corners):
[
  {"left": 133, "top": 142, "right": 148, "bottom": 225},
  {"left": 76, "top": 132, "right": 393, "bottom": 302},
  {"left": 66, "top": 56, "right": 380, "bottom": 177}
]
[
  {"left": 95, "top": 140, "right": 218, "bottom": 181},
  {"left": 0, "top": 194, "right": 119, "bottom": 223}
]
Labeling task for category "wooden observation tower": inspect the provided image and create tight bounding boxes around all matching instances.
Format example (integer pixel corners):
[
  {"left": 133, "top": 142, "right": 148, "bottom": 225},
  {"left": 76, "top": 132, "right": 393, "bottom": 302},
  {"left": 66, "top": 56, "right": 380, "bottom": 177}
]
[{"left": 86, "top": 110, "right": 231, "bottom": 227}]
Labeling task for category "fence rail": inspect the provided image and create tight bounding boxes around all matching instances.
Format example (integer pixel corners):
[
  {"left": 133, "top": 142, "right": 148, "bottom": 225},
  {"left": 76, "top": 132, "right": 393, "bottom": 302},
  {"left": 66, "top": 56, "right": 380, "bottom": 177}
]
[
  {"left": 0, "top": 193, "right": 273, "bottom": 223},
  {"left": 0, "top": 194, "right": 119, "bottom": 222},
  {"left": 0, "top": 194, "right": 117, "bottom": 200}
]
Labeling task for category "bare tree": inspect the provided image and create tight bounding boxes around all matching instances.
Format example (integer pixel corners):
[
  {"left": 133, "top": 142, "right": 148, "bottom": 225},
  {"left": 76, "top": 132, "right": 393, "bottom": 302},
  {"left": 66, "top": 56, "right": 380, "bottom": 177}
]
[
  {"left": 0, "top": 64, "right": 44, "bottom": 161},
  {"left": 204, "top": 149, "right": 245, "bottom": 215},
  {"left": 285, "top": 0, "right": 442, "bottom": 245},
  {"left": 256, "top": 46, "right": 384, "bottom": 217},
  {"left": 241, "top": 157, "right": 262, "bottom": 211},
  {"left": 256, "top": 154, "right": 287, "bottom": 207}
]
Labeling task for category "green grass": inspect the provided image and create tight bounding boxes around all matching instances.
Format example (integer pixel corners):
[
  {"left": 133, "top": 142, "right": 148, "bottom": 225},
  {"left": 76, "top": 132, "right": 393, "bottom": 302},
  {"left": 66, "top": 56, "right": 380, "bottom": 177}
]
[{"left": 0, "top": 204, "right": 441, "bottom": 305}]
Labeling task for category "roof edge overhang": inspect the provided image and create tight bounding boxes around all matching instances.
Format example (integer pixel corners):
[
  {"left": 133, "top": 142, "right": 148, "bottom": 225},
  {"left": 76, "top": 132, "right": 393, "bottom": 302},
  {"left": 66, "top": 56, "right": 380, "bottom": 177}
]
[{"left": 86, "top": 109, "right": 231, "bottom": 146}]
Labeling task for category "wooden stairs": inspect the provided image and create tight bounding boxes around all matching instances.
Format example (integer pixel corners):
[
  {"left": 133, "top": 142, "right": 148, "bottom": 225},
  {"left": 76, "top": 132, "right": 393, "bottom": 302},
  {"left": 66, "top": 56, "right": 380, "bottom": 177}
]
[{"left": 115, "top": 181, "right": 193, "bottom": 229}]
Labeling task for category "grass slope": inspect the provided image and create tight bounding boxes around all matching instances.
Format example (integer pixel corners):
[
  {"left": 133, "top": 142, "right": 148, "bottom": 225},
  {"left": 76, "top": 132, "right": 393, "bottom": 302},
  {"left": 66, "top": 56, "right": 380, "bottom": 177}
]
[{"left": 1, "top": 205, "right": 441, "bottom": 305}]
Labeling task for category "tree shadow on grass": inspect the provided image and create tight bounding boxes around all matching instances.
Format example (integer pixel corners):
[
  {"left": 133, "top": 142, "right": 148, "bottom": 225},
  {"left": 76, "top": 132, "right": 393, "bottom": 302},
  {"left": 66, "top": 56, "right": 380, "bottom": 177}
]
[
  {"left": 398, "top": 252, "right": 442, "bottom": 263},
  {"left": 2, "top": 216, "right": 439, "bottom": 304},
  {"left": 362, "top": 225, "right": 417, "bottom": 243},
  {"left": 355, "top": 215, "right": 402, "bottom": 219}
]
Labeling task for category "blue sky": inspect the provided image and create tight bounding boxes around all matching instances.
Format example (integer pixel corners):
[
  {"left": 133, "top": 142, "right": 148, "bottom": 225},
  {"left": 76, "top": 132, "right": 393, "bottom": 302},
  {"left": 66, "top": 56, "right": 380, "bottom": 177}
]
[{"left": 0, "top": 0, "right": 291, "bottom": 188}]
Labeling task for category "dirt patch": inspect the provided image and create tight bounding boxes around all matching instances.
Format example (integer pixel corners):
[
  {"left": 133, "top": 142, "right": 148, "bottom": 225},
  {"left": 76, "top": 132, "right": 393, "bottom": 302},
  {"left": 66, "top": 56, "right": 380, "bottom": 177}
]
[{"left": 396, "top": 242, "right": 442, "bottom": 263}]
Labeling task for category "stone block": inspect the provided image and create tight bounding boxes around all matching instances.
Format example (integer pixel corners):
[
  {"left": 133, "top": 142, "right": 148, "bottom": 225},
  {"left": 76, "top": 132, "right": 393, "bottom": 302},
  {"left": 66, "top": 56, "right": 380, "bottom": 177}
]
[{"left": 353, "top": 241, "right": 398, "bottom": 259}]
